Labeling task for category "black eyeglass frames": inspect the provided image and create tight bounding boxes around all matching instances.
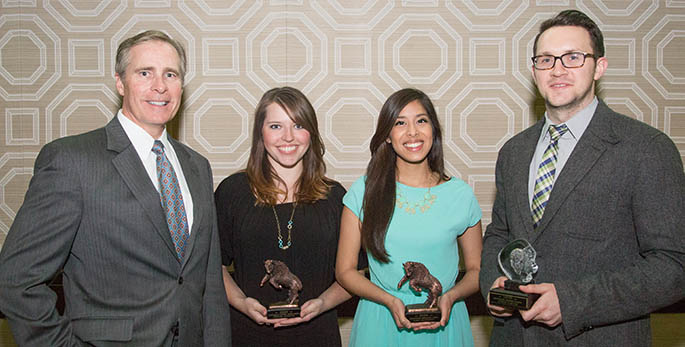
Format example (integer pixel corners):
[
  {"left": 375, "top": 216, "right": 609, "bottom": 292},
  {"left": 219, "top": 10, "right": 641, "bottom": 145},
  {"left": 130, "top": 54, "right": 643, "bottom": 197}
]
[{"left": 531, "top": 52, "right": 596, "bottom": 70}]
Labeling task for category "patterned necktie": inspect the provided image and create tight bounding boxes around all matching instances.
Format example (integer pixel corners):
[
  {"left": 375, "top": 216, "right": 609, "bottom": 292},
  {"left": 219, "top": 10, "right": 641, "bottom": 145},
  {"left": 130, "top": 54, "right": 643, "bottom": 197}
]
[
  {"left": 531, "top": 124, "right": 569, "bottom": 229},
  {"left": 152, "top": 140, "right": 189, "bottom": 259}
]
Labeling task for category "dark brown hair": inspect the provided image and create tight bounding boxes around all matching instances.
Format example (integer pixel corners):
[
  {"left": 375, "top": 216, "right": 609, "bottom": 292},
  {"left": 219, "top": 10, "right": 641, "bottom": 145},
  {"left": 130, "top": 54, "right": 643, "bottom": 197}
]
[
  {"left": 115, "top": 30, "right": 187, "bottom": 83},
  {"left": 361, "top": 88, "right": 447, "bottom": 263},
  {"left": 533, "top": 9, "right": 605, "bottom": 58},
  {"left": 246, "top": 87, "right": 330, "bottom": 205}
]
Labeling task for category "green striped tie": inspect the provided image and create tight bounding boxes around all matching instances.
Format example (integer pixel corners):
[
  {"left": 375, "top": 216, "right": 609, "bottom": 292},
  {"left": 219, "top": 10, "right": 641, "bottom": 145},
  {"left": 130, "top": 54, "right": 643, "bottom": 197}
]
[{"left": 531, "top": 124, "right": 569, "bottom": 228}]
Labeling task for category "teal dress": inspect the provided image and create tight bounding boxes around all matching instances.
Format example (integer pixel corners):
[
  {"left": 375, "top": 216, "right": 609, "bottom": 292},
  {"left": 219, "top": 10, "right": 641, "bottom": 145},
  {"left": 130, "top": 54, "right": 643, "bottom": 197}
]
[{"left": 344, "top": 176, "right": 481, "bottom": 347}]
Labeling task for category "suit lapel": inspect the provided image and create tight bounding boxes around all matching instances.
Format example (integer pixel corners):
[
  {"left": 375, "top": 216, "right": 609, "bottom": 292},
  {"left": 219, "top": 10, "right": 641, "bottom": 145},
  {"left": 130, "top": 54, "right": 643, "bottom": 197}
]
[
  {"left": 530, "top": 101, "right": 620, "bottom": 242},
  {"left": 515, "top": 121, "right": 544, "bottom": 237},
  {"left": 169, "top": 137, "right": 204, "bottom": 269},
  {"left": 106, "top": 118, "right": 179, "bottom": 259}
]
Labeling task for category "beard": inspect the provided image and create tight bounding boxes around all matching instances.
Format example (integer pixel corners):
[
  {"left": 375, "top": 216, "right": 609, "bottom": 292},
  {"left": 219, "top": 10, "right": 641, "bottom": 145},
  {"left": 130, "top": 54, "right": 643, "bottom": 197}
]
[{"left": 545, "top": 82, "right": 596, "bottom": 116}]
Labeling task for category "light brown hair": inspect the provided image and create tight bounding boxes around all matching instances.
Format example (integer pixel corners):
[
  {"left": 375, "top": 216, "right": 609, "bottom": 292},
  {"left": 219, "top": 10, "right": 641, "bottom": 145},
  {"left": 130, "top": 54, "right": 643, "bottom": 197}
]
[{"left": 246, "top": 87, "right": 331, "bottom": 205}]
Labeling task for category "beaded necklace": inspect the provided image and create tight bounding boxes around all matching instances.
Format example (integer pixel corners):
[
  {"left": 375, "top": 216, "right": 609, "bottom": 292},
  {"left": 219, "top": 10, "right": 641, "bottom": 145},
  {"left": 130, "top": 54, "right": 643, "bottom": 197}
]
[
  {"left": 396, "top": 186, "right": 437, "bottom": 214},
  {"left": 272, "top": 203, "right": 296, "bottom": 250}
]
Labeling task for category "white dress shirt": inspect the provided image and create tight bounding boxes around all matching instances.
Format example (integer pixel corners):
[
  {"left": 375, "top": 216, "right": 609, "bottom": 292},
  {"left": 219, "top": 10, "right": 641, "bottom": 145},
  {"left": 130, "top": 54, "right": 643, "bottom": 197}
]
[
  {"left": 117, "top": 110, "right": 194, "bottom": 233},
  {"left": 528, "top": 97, "right": 598, "bottom": 207}
]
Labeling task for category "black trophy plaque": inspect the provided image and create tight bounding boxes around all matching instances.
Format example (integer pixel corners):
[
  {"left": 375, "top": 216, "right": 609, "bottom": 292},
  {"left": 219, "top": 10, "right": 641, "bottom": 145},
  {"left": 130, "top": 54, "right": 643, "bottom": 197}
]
[
  {"left": 488, "top": 239, "right": 540, "bottom": 310},
  {"left": 260, "top": 259, "right": 302, "bottom": 319},
  {"left": 397, "top": 261, "right": 442, "bottom": 322}
]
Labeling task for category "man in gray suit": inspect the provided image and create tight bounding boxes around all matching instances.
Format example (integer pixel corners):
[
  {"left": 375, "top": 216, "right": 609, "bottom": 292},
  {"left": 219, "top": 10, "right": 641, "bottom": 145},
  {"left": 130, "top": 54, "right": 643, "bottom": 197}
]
[
  {"left": 0, "top": 30, "right": 231, "bottom": 346},
  {"left": 480, "top": 10, "right": 685, "bottom": 346}
]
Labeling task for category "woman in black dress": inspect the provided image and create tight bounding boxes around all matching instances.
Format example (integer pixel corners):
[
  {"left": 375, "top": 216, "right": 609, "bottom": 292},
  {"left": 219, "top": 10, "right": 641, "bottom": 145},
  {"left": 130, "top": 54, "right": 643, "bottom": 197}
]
[{"left": 215, "top": 87, "right": 357, "bottom": 346}]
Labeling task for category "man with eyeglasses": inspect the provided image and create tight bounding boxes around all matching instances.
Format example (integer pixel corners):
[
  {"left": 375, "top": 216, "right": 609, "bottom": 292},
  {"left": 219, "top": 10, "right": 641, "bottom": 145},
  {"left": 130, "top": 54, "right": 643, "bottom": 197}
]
[{"left": 480, "top": 9, "right": 685, "bottom": 346}]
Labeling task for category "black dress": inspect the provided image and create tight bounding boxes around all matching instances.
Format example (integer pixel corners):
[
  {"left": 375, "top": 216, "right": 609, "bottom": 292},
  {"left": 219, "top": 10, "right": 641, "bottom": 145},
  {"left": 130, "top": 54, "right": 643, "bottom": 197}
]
[{"left": 215, "top": 172, "right": 348, "bottom": 346}]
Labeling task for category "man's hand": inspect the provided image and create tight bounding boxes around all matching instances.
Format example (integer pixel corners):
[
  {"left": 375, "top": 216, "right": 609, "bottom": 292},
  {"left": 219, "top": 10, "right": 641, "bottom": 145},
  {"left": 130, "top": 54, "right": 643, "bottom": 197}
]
[
  {"left": 486, "top": 276, "right": 515, "bottom": 317},
  {"left": 518, "top": 282, "right": 562, "bottom": 327}
]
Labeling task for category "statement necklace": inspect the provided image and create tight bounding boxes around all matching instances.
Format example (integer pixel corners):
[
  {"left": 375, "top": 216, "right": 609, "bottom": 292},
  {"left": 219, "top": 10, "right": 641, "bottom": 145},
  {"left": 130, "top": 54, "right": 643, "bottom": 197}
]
[
  {"left": 272, "top": 203, "right": 296, "bottom": 250},
  {"left": 396, "top": 186, "right": 437, "bottom": 214}
]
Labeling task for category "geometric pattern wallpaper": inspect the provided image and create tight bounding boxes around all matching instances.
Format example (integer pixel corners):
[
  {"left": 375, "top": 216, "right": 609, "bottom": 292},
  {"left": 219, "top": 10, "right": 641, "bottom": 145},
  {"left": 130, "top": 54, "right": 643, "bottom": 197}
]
[{"left": 1, "top": 0, "right": 684, "bottom": 248}]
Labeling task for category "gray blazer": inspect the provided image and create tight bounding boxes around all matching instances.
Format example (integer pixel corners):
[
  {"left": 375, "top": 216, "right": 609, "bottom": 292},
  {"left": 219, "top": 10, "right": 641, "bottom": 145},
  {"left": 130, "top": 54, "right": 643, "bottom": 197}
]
[
  {"left": 0, "top": 117, "right": 231, "bottom": 346},
  {"left": 480, "top": 100, "right": 685, "bottom": 346}
]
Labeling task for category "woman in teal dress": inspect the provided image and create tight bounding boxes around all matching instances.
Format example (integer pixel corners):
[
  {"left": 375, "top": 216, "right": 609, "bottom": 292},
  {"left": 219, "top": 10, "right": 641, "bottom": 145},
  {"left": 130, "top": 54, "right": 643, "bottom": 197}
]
[{"left": 336, "top": 88, "right": 483, "bottom": 346}]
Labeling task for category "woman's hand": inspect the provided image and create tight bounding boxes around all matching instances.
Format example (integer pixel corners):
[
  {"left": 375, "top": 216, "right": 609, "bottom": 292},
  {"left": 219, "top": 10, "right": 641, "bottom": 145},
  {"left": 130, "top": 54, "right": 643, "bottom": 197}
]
[
  {"left": 272, "top": 297, "right": 324, "bottom": 328},
  {"left": 386, "top": 296, "right": 412, "bottom": 330},
  {"left": 273, "top": 277, "right": 355, "bottom": 328},
  {"left": 240, "top": 297, "right": 286, "bottom": 326},
  {"left": 405, "top": 293, "right": 455, "bottom": 331},
  {"left": 436, "top": 291, "right": 455, "bottom": 327},
  {"left": 222, "top": 266, "right": 287, "bottom": 326}
]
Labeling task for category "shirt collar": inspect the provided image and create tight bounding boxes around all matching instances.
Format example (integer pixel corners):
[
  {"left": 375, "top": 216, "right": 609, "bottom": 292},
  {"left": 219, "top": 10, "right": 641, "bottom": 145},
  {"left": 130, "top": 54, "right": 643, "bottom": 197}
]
[
  {"left": 117, "top": 109, "right": 169, "bottom": 159},
  {"left": 541, "top": 97, "right": 598, "bottom": 141}
]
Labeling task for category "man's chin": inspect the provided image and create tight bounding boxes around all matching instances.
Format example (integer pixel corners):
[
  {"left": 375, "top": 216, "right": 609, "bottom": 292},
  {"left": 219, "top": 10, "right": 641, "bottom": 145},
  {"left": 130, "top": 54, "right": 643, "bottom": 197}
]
[
  {"left": 546, "top": 98, "right": 582, "bottom": 112},
  {"left": 545, "top": 89, "right": 594, "bottom": 112}
]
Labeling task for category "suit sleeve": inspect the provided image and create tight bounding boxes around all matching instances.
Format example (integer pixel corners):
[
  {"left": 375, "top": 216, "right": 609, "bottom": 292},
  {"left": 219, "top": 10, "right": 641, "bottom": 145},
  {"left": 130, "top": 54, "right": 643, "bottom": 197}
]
[
  {"left": 556, "top": 133, "right": 685, "bottom": 338},
  {"left": 0, "top": 141, "right": 85, "bottom": 346},
  {"left": 479, "top": 146, "right": 514, "bottom": 301},
  {"left": 201, "top": 160, "right": 232, "bottom": 346}
]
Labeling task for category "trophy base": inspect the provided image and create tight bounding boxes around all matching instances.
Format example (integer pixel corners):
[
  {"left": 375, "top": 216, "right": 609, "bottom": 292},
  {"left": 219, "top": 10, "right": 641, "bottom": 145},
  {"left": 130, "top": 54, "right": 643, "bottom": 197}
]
[
  {"left": 489, "top": 282, "right": 539, "bottom": 310},
  {"left": 266, "top": 301, "right": 300, "bottom": 319},
  {"left": 404, "top": 303, "right": 441, "bottom": 322}
]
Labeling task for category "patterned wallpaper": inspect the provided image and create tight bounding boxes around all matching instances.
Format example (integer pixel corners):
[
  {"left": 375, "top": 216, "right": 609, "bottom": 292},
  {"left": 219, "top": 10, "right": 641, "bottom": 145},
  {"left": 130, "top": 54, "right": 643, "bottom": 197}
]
[{"left": 1, "top": 1, "right": 684, "bottom": 248}]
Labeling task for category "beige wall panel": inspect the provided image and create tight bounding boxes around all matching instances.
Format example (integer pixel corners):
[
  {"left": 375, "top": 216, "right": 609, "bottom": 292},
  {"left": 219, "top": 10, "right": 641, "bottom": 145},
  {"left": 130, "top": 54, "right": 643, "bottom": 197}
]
[
  {"left": 0, "top": 2, "right": 682, "bottom": 233},
  {"left": 0, "top": 1, "right": 683, "bottom": 342},
  {"left": 0, "top": 0, "right": 683, "bottom": 252}
]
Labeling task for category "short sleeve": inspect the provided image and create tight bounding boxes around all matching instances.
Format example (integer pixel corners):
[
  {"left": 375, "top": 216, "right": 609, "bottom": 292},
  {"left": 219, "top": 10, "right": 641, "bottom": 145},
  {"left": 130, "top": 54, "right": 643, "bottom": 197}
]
[
  {"left": 466, "top": 186, "right": 482, "bottom": 228},
  {"left": 327, "top": 180, "right": 346, "bottom": 234},
  {"left": 342, "top": 176, "right": 366, "bottom": 220},
  {"left": 328, "top": 181, "right": 347, "bottom": 207},
  {"left": 452, "top": 179, "right": 482, "bottom": 236}
]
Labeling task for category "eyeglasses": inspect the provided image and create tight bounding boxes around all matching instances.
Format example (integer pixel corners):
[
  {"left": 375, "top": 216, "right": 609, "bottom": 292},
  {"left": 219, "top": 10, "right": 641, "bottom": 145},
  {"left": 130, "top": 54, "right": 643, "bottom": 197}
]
[{"left": 531, "top": 52, "right": 596, "bottom": 70}]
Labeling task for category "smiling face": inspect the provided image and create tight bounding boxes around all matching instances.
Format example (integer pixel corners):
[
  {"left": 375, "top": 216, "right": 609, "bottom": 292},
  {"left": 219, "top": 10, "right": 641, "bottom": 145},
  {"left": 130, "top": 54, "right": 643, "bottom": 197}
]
[
  {"left": 532, "top": 25, "right": 607, "bottom": 123},
  {"left": 262, "top": 103, "right": 311, "bottom": 174},
  {"left": 115, "top": 40, "right": 183, "bottom": 138},
  {"left": 388, "top": 100, "right": 434, "bottom": 168}
]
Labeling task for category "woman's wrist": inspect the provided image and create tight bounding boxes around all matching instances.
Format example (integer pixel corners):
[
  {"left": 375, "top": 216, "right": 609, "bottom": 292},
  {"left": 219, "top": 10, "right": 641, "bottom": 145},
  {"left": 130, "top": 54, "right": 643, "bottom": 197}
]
[
  {"left": 381, "top": 293, "right": 400, "bottom": 308},
  {"left": 235, "top": 296, "right": 252, "bottom": 314},
  {"left": 315, "top": 295, "right": 328, "bottom": 312},
  {"left": 441, "top": 288, "right": 459, "bottom": 305}
]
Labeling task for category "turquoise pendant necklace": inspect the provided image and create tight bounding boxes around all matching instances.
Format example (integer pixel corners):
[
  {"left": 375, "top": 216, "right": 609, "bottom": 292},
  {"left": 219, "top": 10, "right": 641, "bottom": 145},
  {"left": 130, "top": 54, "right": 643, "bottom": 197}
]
[{"left": 272, "top": 203, "right": 296, "bottom": 250}]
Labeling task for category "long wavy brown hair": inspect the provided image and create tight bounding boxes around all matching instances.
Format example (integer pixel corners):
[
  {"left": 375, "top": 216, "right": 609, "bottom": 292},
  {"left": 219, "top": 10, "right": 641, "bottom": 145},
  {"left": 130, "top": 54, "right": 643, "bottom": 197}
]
[
  {"left": 246, "top": 87, "right": 331, "bottom": 205},
  {"left": 361, "top": 88, "right": 447, "bottom": 263}
]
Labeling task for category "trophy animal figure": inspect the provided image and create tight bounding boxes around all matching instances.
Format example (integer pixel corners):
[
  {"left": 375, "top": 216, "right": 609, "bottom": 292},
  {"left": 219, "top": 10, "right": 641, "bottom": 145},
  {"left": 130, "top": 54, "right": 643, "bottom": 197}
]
[
  {"left": 397, "top": 261, "right": 443, "bottom": 308},
  {"left": 260, "top": 260, "right": 302, "bottom": 305},
  {"left": 509, "top": 246, "right": 538, "bottom": 283}
]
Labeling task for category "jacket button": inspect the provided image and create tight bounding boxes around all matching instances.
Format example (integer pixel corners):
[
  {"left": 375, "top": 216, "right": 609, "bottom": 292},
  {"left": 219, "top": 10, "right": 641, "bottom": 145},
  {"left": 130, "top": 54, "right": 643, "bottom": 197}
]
[{"left": 178, "top": 276, "right": 184, "bottom": 284}]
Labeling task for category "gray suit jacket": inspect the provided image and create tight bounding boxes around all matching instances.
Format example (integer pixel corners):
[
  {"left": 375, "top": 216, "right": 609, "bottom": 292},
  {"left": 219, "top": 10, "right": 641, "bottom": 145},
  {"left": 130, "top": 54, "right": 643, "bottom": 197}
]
[
  {"left": 480, "top": 101, "right": 685, "bottom": 346},
  {"left": 0, "top": 117, "right": 231, "bottom": 346}
]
